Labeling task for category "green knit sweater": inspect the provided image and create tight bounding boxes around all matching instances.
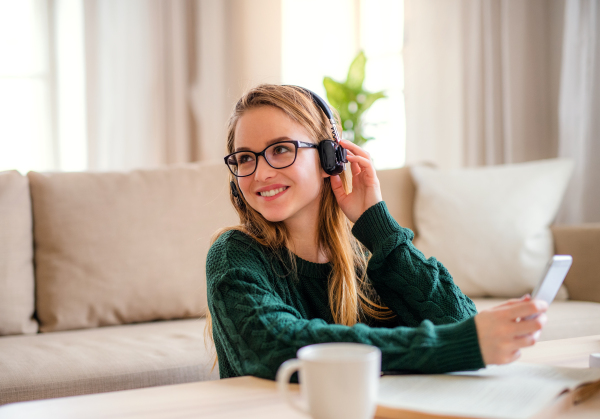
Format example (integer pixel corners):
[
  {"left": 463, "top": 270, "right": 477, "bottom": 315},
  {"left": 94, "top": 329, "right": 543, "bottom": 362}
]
[{"left": 206, "top": 201, "right": 485, "bottom": 379}]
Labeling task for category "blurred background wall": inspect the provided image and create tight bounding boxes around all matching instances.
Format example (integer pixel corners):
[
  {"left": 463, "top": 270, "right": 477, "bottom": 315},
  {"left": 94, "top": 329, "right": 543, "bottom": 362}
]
[{"left": 0, "top": 0, "right": 598, "bottom": 223}]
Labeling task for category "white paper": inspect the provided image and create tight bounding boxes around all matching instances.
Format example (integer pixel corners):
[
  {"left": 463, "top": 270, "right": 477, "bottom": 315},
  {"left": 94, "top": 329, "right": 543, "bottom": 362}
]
[{"left": 377, "top": 362, "right": 600, "bottom": 419}]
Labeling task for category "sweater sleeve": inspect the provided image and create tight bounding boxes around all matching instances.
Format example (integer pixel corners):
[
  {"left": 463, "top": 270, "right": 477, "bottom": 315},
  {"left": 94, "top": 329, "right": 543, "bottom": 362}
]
[
  {"left": 351, "top": 201, "right": 478, "bottom": 327},
  {"left": 207, "top": 232, "right": 485, "bottom": 380}
]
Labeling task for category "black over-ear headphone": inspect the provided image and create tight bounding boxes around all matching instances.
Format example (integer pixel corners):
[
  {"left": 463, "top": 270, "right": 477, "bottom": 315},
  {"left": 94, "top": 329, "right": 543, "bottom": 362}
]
[{"left": 230, "top": 85, "right": 348, "bottom": 202}]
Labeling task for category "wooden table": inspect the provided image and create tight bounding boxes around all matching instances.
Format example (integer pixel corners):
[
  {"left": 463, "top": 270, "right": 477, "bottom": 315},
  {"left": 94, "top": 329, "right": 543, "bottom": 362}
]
[{"left": 1, "top": 335, "right": 599, "bottom": 419}]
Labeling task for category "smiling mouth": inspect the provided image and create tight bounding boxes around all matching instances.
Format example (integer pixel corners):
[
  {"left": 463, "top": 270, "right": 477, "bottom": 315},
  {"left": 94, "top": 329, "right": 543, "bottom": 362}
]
[{"left": 258, "top": 186, "right": 288, "bottom": 197}]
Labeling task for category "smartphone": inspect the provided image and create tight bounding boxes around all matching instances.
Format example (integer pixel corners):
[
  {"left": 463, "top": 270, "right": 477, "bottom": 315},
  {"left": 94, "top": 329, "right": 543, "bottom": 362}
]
[
  {"left": 524, "top": 255, "right": 573, "bottom": 320},
  {"left": 531, "top": 255, "right": 573, "bottom": 304}
]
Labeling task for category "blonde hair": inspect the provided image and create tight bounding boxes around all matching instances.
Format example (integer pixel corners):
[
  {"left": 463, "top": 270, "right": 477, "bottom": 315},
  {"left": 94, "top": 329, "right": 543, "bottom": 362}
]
[{"left": 205, "top": 84, "right": 394, "bottom": 366}]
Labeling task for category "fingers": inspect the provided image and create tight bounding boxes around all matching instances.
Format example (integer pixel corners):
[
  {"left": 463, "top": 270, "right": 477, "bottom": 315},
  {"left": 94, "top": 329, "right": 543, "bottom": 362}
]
[
  {"left": 502, "top": 299, "right": 548, "bottom": 321},
  {"left": 514, "top": 313, "right": 547, "bottom": 337},
  {"left": 514, "top": 334, "right": 537, "bottom": 349},
  {"left": 339, "top": 140, "right": 380, "bottom": 188},
  {"left": 346, "top": 154, "right": 377, "bottom": 180},
  {"left": 509, "top": 349, "right": 522, "bottom": 363},
  {"left": 350, "top": 160, "right": 361, "bottom": 177},
  {"left": 329, "top": 175, "right": 347, "bottom": 201},
  {"left": 494, "top": 294, "right": 531, "bottom": 309},
  {"left": 340, "top": 139, "right": 370, "bottom": 160},
  {"left": 342, "top": 148, "right": 361, "bottom": 176},
  {"left": 475, "top": 304, "right": 547, "bottom": 366}
]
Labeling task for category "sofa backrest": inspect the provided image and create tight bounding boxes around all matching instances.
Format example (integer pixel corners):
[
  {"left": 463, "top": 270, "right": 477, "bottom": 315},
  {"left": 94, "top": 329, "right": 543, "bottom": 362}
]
[
  {"left": 0, "top": 170, "right": 38, "bottom": 336},
  {"left": 12, "top": 159, "right": 596, "bottom": 335},
  {"left": 551, "top": 224, "right": 600, "bottom": 303},
  {"left": 377, "top": 166, "right": 417, "bottom": 236}
]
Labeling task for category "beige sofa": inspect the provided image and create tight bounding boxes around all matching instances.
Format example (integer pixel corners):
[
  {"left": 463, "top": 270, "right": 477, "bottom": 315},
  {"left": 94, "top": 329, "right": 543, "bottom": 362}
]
[{"left": 1, "top": 162, "right": 599, "bottom": 406}]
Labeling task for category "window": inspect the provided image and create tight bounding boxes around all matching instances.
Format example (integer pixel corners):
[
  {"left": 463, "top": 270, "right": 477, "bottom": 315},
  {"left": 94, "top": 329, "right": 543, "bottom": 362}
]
[
  {"left": 0, "top": 0, "right": 54, "bottom": 174},
  {"left": 0, "top": 0, "right": 87, "bottom": 174},
  {"left": 281, "top": 0, "right": 405, "bottom": 169}
]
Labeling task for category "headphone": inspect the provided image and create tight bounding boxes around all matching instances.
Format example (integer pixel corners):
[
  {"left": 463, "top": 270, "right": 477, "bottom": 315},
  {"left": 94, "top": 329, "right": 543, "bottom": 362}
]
[{"left": 230, "top": 86, "right": 348, "bottom": 201}]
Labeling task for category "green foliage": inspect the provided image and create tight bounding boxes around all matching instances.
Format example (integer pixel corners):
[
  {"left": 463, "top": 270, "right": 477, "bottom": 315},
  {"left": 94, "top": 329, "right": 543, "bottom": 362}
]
[{"left": 323, "top": 51, "right": 386, "bottom": 146}]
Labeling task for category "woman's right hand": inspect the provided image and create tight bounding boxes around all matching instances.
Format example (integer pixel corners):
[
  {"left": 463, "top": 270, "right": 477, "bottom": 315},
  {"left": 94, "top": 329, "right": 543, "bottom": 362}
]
[{"left": 474, "top": 295, "right": 548, "bottom": 365}]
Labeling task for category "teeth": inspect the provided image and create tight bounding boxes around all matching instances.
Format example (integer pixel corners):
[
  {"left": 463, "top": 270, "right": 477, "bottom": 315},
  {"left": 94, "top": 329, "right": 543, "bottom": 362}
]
[{"left": 260, "top": 186, "right": 287, "bottom": 197}]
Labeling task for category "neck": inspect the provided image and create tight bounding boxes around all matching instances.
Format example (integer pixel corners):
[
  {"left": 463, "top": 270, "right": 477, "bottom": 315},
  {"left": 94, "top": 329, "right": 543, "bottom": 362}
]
[{"left": 283, "top": 203, "right": 328, "bottom": 264}]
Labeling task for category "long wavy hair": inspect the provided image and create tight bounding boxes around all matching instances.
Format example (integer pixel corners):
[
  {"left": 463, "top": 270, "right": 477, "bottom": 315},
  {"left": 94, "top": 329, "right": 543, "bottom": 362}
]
[{"left": 205, "top": 84, "right": 394, "bottom": 364}]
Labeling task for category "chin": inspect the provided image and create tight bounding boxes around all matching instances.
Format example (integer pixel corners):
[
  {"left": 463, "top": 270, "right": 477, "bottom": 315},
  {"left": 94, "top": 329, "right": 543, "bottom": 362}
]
[
  {"left": 247, "top": 196, "right": 295, "bottom": 223},
  {"left": 256, "top": 208, "right": 290, "bottom": 223}
]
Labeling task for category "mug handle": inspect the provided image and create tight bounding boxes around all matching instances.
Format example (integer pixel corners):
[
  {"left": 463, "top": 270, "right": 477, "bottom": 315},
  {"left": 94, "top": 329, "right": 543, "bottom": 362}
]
[{"left": 276, "top": 358, "right": 309, "bottom": 414}]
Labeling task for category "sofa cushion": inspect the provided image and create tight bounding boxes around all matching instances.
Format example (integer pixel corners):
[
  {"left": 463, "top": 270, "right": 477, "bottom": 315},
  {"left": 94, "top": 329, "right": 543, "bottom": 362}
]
[
  {"left": 411, "top": 159, "right": 573, "bottom": 298},
  {"left": 472, "top": 298, "right": 600, "bottom": 342},
  {"left": 0, "top": 170, "right": 37, "bottom": 336},
  {"left": 28, "top": 162, "right": 238, "bottom": 332},
  {"left": 0, "top": 318, "right": 218, "bottom": 405}
]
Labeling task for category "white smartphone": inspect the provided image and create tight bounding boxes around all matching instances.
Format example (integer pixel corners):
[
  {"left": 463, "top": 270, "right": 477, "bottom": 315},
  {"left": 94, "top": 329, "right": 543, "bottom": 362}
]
[
  {"left": 523, "top": 255, "right": 572, "bottom": 322},
  {"left": 531, "top": 255, "right": 573, "bottom": 305}
]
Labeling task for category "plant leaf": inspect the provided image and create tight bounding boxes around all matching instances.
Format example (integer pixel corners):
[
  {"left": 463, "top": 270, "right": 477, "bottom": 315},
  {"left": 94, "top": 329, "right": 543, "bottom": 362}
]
[
  {"left": 360, "top": 90, "right": 386, "bottom": 112},
  {"left": 346, "top": 51, "right": 366, "bottom": 91},
  {"left": 323, "top": 77, "right": 348, "bottom": 111},
  {"left": 354, "top": 134, "right": 369, "bottom": 147}
]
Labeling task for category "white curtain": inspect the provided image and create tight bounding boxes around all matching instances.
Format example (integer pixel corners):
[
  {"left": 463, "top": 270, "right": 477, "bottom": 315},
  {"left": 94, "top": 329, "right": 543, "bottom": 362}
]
[
  {"left": 83, "top": 0, "right": 198, "bottom": 171},
  {"left": 191, "top": 0, "right": 283, "bottom": 163},
  {"left": 557, "top": 0, "right": 600, "bottom": 224},
  {"left": 403, "top": 0, "right": 564, "bottom": 170}
]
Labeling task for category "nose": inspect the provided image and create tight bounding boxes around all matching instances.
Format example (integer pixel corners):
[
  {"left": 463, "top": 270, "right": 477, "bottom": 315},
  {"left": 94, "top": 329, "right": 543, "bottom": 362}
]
[{"left": 253, "top": 155, "right": 276, "bottom": 181}]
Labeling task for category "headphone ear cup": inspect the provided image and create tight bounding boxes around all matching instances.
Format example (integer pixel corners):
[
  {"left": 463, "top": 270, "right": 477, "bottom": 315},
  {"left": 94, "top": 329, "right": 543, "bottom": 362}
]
[
  {"left": 318, "top": 140, "right": 345, "bottom": 176},
  {"left": 336, "top": 145, "right": 347, "bottom": 165},
  {"left": 230, "top": 180, "right": 239, "bottom": 198},
  {"left": 230, "top": 180, "right": 246, "bottom": 208}
]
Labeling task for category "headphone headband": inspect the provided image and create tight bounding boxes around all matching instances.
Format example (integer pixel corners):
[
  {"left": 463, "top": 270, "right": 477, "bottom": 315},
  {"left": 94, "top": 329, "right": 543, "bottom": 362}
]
[
  {"left": 286, "top": 85, "right": 343, "bottom": 145},
  {"left": 286, "top": 85, "right": 347, "bottom": 176}
]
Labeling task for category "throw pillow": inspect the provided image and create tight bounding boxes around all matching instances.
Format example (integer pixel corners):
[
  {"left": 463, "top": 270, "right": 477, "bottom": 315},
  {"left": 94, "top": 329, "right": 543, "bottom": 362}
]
[
  {"left": 410, "top": 158, "right": 574, "bottom": 298},
  {"left": 29, "top": 162, "right": 238, "bottom": 332},
  {"left": 0, "top": 170, "right": 38, "bottom": 335}
]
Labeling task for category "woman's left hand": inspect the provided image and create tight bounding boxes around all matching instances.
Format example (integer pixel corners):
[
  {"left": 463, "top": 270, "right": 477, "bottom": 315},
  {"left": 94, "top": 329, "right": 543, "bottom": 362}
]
[{"left": 329, "top": 140, "right": 383, "bottom": 223}]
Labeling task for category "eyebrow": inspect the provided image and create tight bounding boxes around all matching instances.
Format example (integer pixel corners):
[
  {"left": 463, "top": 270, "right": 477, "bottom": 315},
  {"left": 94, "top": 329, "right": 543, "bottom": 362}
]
[{"left": 234, "top": 137, "right": 292, "bottom": 152}]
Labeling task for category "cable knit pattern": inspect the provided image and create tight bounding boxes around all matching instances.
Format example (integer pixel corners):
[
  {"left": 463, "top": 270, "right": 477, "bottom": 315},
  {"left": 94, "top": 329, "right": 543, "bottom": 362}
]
[{"left": 206, "top": 201, "right": 484, "bottom": 380}]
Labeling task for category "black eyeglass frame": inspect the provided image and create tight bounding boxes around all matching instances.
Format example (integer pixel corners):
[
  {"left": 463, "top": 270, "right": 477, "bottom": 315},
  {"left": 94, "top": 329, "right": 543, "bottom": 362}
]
[{"left": 224, "top": 140, "right": 318, "bottom": 178}]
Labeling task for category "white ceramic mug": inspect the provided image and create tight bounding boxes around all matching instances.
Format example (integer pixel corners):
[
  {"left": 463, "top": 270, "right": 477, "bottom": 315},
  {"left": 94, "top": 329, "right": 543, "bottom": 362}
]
[{"left": 276, "top": 343, "right": 381, "bottom": 419}]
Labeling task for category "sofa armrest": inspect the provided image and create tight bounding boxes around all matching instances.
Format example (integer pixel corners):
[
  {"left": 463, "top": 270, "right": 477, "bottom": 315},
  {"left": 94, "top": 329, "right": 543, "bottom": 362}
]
[{"left": 551, "top": 223, "right": 600, "bottom": 303}]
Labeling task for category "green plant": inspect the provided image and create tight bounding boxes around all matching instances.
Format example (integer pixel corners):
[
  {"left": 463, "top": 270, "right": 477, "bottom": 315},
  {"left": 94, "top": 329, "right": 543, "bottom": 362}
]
[{"left": 323, "top": 51, "right": 386, "bottom": 147}]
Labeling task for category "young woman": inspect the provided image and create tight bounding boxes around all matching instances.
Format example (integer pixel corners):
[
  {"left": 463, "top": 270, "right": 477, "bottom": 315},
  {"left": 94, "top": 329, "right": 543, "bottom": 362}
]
[{"left": 205, "top": 84, "right": 547, "bottom": 379}]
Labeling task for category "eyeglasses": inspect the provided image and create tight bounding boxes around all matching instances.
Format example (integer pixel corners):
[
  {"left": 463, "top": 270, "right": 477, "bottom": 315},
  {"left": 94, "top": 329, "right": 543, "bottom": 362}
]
[{"left": 224, "top": 140, "right": 318, "bottom": 177}]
